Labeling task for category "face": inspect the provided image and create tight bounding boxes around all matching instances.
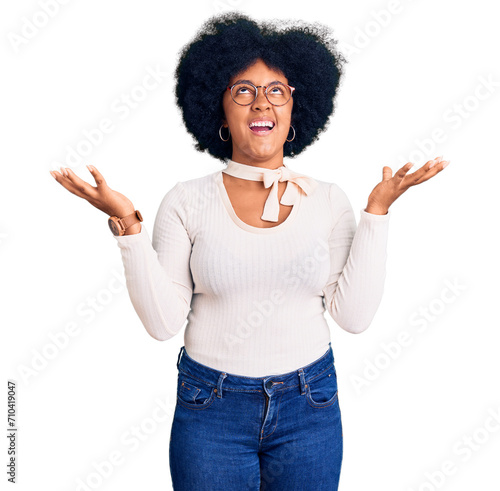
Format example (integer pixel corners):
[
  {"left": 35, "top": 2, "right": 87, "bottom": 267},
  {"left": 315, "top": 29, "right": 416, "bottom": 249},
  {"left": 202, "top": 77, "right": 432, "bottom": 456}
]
[{"left": 222, "top": 58, "right": 293, "bottom": 167}]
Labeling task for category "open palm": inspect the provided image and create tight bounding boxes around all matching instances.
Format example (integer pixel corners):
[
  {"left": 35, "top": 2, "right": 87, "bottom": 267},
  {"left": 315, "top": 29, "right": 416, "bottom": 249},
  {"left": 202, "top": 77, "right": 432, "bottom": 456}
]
[
  {"left": 366, "top": 156, "right": 450, "bottom": 214},
  {"left": 49, "top": 165, "right": 135, "bottom": 217}
]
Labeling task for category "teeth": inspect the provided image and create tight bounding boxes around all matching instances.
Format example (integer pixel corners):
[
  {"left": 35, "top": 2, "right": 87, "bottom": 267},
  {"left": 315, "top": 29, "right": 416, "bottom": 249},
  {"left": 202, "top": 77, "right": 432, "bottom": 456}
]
[{"left": 249, "top": 121, "right": 274, "bottom": 128}]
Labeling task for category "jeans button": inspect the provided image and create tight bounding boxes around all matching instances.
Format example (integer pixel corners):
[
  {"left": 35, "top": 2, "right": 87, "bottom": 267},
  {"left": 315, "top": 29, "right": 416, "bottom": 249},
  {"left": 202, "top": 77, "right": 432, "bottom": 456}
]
[{"left": 265, "top": 380, "right": 273, "bottom": 390}]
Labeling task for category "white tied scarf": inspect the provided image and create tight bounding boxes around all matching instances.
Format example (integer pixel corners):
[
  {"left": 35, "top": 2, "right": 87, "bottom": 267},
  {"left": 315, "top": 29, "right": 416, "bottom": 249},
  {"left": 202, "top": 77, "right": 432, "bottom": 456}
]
[{"left": 222, "top": 160, "right": 319, "bottom": 222}]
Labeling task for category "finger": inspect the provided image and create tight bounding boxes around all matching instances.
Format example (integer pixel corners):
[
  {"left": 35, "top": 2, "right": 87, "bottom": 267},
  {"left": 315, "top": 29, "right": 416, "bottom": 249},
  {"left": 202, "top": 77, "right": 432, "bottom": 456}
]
[
  {"left": 52, "top": 168, "right": 97, "bottom": 200},
  {"left": 425, "top": 156, "right": 444, "bottom": 170},
  {"left": 63, "top": 167, "right": 99, "bottom": 198},
  {"left": 404, "top": 158, "right": 438, "bottom": 184},
  {"left": 382, "top": 166, "right": 393, "bottom": 181},
  {"left": 393, "top": 162, "right": 414, "bottom": 180},
  {"left": 424, "top": 157, "right": 443, "bottom": 170},
  {"left": 50, "top": 168, "right": 72, "bottom": 184},
  {"left": 87, "top": 165, "right": 108, "bottom": 187},
  {"left": 429, "top": 156, "right": 448, "bottom": 169},
  {"left": 411, "top": 159, "right": 450, "bottom": 185}
]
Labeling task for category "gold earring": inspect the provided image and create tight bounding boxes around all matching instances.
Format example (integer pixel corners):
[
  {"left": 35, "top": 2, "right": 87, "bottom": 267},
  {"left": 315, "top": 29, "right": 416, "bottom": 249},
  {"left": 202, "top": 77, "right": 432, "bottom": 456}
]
[
  {"left": 219, "top": 124, "right": 230, "bottom": 142},
  {"left": 286, "top": 125, "right": 295, "bottom": 142}
]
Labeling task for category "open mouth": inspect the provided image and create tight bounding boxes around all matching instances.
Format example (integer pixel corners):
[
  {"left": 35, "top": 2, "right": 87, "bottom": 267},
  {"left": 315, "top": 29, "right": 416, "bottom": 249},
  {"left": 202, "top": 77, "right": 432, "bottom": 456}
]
[{"left": 248, "top": 121, "right": 275, "bottom": 134}]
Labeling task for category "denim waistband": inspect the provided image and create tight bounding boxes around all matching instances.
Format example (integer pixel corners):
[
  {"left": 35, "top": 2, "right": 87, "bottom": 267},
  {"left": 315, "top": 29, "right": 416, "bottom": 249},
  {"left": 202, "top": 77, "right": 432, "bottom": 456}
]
[{"left": 176, "top": 342, "right": 335, "bottom": 395}]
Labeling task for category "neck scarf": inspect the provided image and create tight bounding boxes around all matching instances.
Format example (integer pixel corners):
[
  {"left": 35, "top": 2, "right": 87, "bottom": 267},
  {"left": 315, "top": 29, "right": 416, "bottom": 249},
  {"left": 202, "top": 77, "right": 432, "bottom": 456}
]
[{"left": 222, "top": 160, "right": 319, "bottom": 222}]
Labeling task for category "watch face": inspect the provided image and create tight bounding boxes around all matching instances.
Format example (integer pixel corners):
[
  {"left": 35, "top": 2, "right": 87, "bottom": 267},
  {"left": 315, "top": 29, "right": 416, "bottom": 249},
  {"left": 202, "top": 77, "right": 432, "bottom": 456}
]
[{"left": 108, "top": 218, "right": 120, "bottom": 236}]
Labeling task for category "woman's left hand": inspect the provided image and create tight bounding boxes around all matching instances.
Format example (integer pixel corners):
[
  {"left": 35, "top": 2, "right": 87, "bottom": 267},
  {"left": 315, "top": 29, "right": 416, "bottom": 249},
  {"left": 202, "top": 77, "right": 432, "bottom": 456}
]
[{"left": 365, "top": 156, "right": 450, "bottom": 215}]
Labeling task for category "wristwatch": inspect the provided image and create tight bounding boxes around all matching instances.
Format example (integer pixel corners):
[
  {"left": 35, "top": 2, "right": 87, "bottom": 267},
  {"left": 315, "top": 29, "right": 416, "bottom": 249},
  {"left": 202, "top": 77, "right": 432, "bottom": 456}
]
[{"left": 108, "top": 210, "right": 143, "bottom": 236}]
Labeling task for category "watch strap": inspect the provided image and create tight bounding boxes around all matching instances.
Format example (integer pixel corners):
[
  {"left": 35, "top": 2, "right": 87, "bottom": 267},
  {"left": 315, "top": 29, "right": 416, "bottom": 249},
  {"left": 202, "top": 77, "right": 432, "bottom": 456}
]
[{"left": 119, "top": 210, "right": 143, "bottom": 230}]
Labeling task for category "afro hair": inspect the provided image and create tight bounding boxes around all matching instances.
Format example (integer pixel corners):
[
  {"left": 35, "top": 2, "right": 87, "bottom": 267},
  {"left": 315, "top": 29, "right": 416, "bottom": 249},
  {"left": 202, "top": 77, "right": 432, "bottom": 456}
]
[{"left": 174, "top": 12, "right": 347, "bottom": 163}]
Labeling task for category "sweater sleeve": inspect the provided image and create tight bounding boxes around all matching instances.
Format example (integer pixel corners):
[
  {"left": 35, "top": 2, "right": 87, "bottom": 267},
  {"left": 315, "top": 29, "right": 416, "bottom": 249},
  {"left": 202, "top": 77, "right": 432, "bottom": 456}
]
[
  {"left": 322, "top": 182, "right": 391, "bottom": 334},
  {"left": 113, "top": 182, "right": 193, "bottom": 341}
]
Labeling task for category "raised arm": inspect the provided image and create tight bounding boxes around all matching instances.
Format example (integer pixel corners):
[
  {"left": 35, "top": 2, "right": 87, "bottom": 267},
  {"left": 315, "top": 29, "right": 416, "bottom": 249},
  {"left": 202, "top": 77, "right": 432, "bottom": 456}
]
[
  {"left": 322, "top": 183, "right": 390, "bottom": 334},
  {"left": 114, "top": 182, "right": 193, "bottom": 340},
  {"left": 49, "top": 164, "right": 193, "bottom": 341},
  {"left": 322, "top": 155, "right": 450, "bottom": 333}
]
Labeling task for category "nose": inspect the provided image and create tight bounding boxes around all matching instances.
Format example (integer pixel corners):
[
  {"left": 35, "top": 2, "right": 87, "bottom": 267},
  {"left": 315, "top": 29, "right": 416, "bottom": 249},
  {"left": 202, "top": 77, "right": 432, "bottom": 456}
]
[{"left": 252, "top": 87, "right": 270, "bottom": 110}]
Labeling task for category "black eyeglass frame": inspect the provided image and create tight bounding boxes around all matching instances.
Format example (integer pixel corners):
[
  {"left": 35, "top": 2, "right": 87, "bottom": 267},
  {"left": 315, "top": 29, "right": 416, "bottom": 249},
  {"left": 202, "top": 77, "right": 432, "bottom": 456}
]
[{"left": 226, "top": 81, "right": 296, "bottom": 107}]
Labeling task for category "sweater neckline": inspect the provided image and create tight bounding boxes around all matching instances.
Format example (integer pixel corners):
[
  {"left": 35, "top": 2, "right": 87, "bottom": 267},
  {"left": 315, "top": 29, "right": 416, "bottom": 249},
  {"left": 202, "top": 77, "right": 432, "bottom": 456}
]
[{"left": 214, "top": 171, "right": 301, "bottom": 234}]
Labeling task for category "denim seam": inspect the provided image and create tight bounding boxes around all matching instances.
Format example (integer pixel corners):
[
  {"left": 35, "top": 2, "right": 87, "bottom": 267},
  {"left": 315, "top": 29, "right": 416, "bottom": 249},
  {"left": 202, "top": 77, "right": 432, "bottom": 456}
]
[
  {"left": 179, "top": 363, "right": 334, "bottom": 390},
  {"left": 178, "top": 364, "right": 335, "bottom": 392},
  {"left": 306, "top": 363, "right": 335, "bottom": 384},
  {"left": 260, "top": 390, "right": 284, "bottom": 441},
  {"left": 306, "top": 391, "right": 339, "bottom": 409},
  {"left": 178, "top": 369, "right": 213, "bottom": 387},
  {"left": 176, "top": 389, "right": 217, "bottom": 410}
]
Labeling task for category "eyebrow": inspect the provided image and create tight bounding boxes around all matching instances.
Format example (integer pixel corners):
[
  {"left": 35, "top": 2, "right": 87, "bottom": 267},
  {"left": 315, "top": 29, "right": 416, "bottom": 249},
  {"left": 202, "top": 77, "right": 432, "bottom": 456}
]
[{"left": 232, "top": 79, "right": 284, "bottom": 85}]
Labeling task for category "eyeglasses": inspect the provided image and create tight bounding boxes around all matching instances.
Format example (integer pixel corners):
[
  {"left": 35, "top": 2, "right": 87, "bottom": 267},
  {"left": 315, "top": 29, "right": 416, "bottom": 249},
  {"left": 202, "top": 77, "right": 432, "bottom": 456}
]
[{"left": 227, "top": 80, "right": 295, "bottom": 107}]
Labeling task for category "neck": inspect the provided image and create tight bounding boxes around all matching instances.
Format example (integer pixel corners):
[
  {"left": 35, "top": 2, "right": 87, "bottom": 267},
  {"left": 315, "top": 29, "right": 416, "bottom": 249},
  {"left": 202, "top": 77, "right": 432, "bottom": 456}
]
[{"left": 230, "top": 150, "right": 284, "bottom": 170}]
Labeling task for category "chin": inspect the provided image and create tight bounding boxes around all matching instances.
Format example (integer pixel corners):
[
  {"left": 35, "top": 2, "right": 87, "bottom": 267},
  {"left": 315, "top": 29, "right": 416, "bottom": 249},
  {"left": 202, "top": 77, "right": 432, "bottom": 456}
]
[
  {"left": 241, "top": 143, "right": 283, "bottom": 160},
  {"left": 245, "top": 151, "right": 277, "bottom": 161}
]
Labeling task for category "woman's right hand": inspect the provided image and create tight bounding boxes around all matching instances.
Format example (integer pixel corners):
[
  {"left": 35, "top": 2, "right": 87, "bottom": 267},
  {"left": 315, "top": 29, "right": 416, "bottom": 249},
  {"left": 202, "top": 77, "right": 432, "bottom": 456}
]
[{"left": 49, "top": 165, "right": 136, "bottom": 218}]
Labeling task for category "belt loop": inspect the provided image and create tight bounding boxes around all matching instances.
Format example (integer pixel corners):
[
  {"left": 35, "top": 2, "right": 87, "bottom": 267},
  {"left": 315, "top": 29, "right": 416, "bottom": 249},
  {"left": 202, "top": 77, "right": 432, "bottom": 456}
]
[
  {"left": 176, "top": 346, "right": 184, "bottom": 370},
  {"left": 217, "top": 372, "right": 227, "bottom": 399},
  {"left": 298, "top": 368, "right": 306, "bottom": 395}
]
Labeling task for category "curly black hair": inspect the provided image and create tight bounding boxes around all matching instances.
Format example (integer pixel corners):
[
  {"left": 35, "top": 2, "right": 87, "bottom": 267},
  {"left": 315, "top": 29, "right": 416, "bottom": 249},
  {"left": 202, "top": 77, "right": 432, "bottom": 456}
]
[{"left": 174, "top": 12, "right": 347, "bottom": 163}]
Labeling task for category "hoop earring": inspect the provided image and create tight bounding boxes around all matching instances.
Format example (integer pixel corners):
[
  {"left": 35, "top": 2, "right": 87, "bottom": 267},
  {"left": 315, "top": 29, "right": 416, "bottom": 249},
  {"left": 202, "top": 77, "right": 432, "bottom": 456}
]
[
  {"left": 219, "top": 124, "right": 230, "bottom": 142},
  {"left": 286, "top": 125, "right": 295, "bottom": 142}
]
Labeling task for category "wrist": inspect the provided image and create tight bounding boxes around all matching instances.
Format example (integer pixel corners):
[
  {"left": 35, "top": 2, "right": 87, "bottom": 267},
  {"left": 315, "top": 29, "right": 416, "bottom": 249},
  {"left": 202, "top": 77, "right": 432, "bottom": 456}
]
[
  {"left": 111, "top": 207, "right": 135, "bottom": 218},
  {"left": 364, "top": 204, "right": 389, "bottom": 215},
  {"left": 108, "top": 209, "right": 143, "bottom": 236},
  {"left": 123, "top": 222, "right": 141, "bottom": 235}
]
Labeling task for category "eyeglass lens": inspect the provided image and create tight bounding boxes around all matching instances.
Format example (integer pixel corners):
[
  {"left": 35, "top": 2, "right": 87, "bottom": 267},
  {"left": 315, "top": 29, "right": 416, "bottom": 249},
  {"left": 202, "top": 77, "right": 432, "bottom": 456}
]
[{"left": 231, "top": 82, "right": 292, "bottom": 106}]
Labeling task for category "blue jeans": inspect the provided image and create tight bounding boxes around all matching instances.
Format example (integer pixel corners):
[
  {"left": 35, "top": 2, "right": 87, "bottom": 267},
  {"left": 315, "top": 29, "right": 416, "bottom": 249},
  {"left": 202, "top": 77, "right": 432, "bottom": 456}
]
[{"left": 169, "top": 342, "right": 343, "bottom": 490}]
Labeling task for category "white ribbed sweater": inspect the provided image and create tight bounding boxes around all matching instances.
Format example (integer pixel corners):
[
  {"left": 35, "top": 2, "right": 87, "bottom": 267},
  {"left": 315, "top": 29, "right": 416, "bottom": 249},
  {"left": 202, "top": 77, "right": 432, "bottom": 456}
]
[{"left": 114, "top": 167, "right": 391, "bottom": 377}]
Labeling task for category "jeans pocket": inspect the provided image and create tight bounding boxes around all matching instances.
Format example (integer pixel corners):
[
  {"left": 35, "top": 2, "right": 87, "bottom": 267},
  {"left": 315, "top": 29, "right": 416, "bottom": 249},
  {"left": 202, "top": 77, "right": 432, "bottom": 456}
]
[
  {"left": 305, "top": 364, "right": 338, "bottom": 408},
  {"left": 176, "top": 372, "right": 217, "bottom": 410}
]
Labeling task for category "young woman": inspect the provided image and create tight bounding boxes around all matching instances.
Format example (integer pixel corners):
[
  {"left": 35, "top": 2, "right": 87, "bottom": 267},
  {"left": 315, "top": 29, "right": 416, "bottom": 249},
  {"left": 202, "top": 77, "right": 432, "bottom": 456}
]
[{"left": 49, "top": 13, "right": 449, "bottom": 490}]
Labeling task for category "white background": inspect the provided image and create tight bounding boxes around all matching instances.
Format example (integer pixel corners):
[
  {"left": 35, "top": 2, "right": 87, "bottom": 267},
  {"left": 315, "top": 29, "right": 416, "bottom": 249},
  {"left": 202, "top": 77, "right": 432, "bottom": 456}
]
[{"left": 1, "top": 0, "right": 499, "bottom": 490}]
